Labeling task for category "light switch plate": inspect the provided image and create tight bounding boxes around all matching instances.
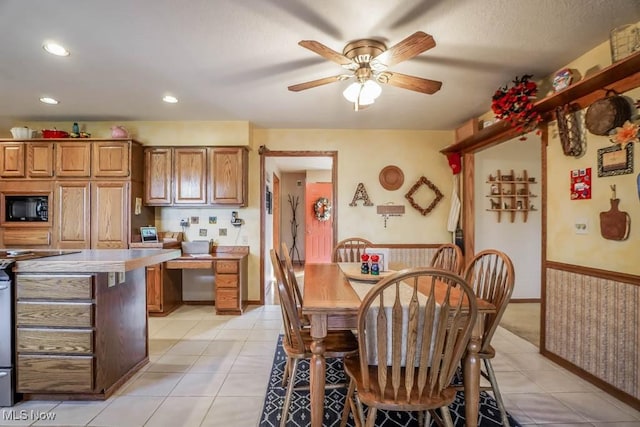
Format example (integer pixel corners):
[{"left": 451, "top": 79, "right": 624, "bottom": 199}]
[{"left": 575, "top": 218, "right": 588, "bottom": 234}]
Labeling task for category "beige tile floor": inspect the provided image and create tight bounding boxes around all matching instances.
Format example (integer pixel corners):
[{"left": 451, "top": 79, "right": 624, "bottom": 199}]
[{"left": 1, "top": 304, "right": 639, "bottom": 427}]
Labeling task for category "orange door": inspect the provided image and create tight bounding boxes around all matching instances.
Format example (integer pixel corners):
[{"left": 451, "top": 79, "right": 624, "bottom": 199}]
[{"left": 305, "top": 182, "right": 333, "bottom": 263}]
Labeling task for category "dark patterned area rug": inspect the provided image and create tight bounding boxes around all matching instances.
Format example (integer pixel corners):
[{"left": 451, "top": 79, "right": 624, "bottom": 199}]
[{"left": 259, "top": 336, "right": 521, "bottom": 427}]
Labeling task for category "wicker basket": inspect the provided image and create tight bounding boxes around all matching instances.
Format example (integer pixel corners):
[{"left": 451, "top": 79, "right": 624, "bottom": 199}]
[{"left": 610, "top": 24, "right": 640, "bottom": 63}]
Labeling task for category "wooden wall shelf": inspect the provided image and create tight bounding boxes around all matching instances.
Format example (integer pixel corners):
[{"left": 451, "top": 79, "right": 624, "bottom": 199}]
[
  {"left": 442, "top": 49, "right": 640, "bottom": 154},
  {"left": 487, "top": 169, "right": 537, "bottom": 223}
]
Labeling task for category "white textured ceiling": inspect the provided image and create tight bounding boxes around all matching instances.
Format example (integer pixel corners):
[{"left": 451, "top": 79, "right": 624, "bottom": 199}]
[{"left": 1, "top": 0, "right": 639, "bottom": 130}]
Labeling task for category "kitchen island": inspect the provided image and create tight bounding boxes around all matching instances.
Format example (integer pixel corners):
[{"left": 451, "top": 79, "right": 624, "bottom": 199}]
[{"left": 12, "top": 249, "right": 180, "bottom": 401}]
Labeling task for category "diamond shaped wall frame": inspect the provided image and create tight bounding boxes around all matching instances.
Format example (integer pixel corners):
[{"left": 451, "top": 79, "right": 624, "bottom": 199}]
[{"left": 405, "top": 176, "right": 444, "bottom": 216}]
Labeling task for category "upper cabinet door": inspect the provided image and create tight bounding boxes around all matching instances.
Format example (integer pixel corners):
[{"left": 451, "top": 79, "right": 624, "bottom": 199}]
[
  {"left": 174, "top": 148, "right": 207, "bottom": 205},
  {"left": 91, "top": 181, "right": 128, "bottom": 249},
  {"left": 56, "top": 142, "right": 91, "bottom": 177},
  {"left": 92, "top": 141, "right": 130, "bottom": 177},
  {"left": 27, "top": 142, "right": 54, "bottom": 178},
  {"left": 144, "top": 148, "right": 173, "bottom": 205},
  {"left": 55, "top": 181, "right": 91, "bottom": 249},
  {"left": 210, "top": 147, "right": 247, "bottom": 206},
  {"left": 0, "top": 142, "right": 26, "bottom": 178}
]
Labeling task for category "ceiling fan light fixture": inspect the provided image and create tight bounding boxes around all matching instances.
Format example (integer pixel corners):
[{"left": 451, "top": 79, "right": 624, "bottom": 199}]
[{"left": 342, "top": 79, "right": 381, "bottom": 107}]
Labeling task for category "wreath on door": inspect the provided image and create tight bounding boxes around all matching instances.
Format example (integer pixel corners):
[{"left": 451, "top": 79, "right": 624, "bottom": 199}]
[{"left": 314, "top": 197, "right": 332, "bottom": 221}]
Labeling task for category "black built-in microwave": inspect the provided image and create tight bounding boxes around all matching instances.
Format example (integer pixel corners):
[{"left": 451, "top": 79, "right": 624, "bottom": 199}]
[{"left": 5, "top": 196, "right": 48, "bottom": 222}]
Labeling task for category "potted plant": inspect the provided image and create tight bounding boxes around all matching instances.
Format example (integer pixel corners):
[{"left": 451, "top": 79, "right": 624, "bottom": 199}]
[{"left": 491, "top": 74, "right": 543, "bottom": 139}]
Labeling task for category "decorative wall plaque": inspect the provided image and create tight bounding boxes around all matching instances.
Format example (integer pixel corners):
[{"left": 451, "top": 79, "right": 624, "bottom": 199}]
[
  {"left": 349, "top": 182, "right": 373, "bottom": 206},
  {"left": 404, "top": 176, "right": 444, "bottom": 216}
]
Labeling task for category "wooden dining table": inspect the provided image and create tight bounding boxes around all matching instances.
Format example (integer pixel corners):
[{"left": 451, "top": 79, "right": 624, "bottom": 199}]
[{"left": 302, "top": 262, "right": 496, "bottom": 427}]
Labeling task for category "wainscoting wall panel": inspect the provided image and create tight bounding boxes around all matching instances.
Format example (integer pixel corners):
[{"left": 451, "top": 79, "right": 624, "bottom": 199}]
[{"left": 545, "top": 265, "right": 639, "bottom": 403}]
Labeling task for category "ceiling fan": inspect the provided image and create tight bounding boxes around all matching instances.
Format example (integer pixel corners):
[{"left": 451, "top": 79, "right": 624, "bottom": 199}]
[{"left": 288, "top": 31, "right": 442, "bottom": 110}]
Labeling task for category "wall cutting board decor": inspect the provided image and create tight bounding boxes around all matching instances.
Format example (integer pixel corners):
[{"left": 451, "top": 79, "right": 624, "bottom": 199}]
[{"left": 600, "top": 198, "right": 630, "bottom": 240}]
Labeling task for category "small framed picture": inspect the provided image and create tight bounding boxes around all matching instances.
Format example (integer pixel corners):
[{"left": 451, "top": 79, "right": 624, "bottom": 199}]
[
  {"left": 190, "top": 216, "right": 199, "bottom": 224},
  {"left": 598, "top": 143, "right": 633, "bottom": 177}
]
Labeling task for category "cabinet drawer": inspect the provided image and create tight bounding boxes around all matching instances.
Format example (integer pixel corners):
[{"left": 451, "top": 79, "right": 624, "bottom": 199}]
[
  {"left": 17, "top": 355, "right": 93, "bottom": 392},
  {"left": 17, "top": 328, "right": 93, "bottom": 354},
  {"left": 17, "top": 274, "right": 93, "bottom": 300},
  {"left": 2, "top": 229, "right": 50, "bottom": 246},
  {"left": 216, "top": 260, "right": 238, "bottom": 274},
  {"left": 216, "top": 288, "right": 238, "bottom": 309},
  {"left": 17, "top": 302, "right": 93, "bottom": 327},
  {"left": 216, "top": 274, "right": 237, "bottom": 288}
]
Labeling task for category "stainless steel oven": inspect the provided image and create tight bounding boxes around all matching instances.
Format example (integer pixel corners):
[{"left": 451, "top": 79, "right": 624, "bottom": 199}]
[{"left": 0, "top": 259, "right": 16, "bottom": 407}]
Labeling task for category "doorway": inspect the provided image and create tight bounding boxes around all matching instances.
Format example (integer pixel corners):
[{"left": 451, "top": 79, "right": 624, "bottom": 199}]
[{"left": 259, "top": 150, "right": 337, "bottom": 305}]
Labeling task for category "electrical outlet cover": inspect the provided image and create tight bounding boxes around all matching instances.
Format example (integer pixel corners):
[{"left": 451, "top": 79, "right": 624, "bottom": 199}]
[{"left": 575, "top": 218, "right": 588, "bottom": 234}]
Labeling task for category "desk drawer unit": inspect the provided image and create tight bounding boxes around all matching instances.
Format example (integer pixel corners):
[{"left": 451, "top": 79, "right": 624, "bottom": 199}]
[{"left": 214, "top": 260, "right": 242, "bottom": 314}]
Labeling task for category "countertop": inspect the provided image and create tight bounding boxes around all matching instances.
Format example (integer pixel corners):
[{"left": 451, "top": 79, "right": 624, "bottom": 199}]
[{"left": 13, "top": 249, "right": 181, "bottom": 273}]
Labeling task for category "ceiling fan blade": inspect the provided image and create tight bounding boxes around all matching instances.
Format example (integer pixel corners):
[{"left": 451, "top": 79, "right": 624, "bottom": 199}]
[
  {"left": 372, "top": 31, "right": 436, "bottom": 68},
  {"left": 298, "top": 40, "right": 353, "bottom": 66},
  {"left": 288, "top": 75, "right": 350, "bottom": 92},
  {"left": 377, "top": 71, "right": 442, "bottom": 94}
]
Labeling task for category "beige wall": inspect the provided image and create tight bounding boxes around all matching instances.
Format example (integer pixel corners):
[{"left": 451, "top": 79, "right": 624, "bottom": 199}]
[
  {"left": 253, "top": 129, "right": 454, "bottom": 244},
  {"left": 545, "top": 43, "right": 640, "bottom": 275}
]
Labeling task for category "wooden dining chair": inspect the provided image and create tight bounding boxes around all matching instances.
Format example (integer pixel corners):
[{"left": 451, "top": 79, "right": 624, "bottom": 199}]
[
  {"left": 269, "top": 250, "right": 359, "bottom": 427},
  {"left": 462, "top": 249, "right": 515, "bottom": 427},
  {"left": 340, "top": 268, "right": 478, "bottom": 427},
  {"left": 281, "top": 242, "right": 309, "bottom": 327},
  {"left": 332, "top": 237, "right": 373, "bottom": 262},
  {"left": 430, "top": 243, "right": 464, "bottom": 275}
]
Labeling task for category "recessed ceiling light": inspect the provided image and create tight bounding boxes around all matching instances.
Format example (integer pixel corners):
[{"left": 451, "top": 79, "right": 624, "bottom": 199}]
[
  {"left": 43, "top": 41, "right": 70, "bottom": 57},
  {"left": 39, "top": 97, "right": 59, "bottom": 105},
  {"left": 163, "top": 95, "right": 178, "bottom": 104}
]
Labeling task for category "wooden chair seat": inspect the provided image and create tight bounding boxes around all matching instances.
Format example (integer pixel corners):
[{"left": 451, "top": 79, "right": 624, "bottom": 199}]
[
  {"left": 285, "top": 329, "right": 358, "bottom": 360},
  {"left": 344, "top": 356, "right": 458, "bottom": 411}
]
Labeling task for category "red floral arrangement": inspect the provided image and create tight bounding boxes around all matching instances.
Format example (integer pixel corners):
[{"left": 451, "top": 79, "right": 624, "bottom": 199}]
[{"left": 491, "top": 74, "right": 542, "bottom": 138}]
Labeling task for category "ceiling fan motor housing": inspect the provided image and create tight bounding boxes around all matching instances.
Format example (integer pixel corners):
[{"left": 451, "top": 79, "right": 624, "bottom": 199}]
[{"left": 342, "top": 39, "right": 386, "bottom": 65}]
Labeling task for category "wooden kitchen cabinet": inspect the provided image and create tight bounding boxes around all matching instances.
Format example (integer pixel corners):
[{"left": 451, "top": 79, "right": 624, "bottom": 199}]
[
  {"left": 0, "top": 142, "right": 25, "bottom": 177},
  {"left": 214, "top": 258, "right": 247, "bottom": 314},
  {"left": 91, "top": 181, "right": 129, "bottom": 249},
  {"left": 15, "top": 274, "right": 96, "bottom": 393},
  {"left": 15, "top": 268, "right": 151, "bottom": 399},
  {"left": 27, "top": 142, "right": 54, "bottom": 177},
  {"left": 144, "top": 147, "right": 172, "bottom": 205},
  {"left": 146, "top": 262, "right": 183, "bottom": 315},
  {"left": 174, "top": 147, "right": 207, "bottom": 205},
  {"left": 210, "top": 147, "right": 248, "bottom": 206},
  {"left": 55, "top": 180, "right": 129, "bottom": 249},
  {"left": 143, "top": 146, "right": 248, "bottom": 207},
  {"left": 55, "top": 141, "right": 91, "bottom": 177},
  {"left": 55, "top": 181, "right": 91, "bottom": 249},
  {"left": 92, "top": 140, "right": 130, "bottom": 177}
]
